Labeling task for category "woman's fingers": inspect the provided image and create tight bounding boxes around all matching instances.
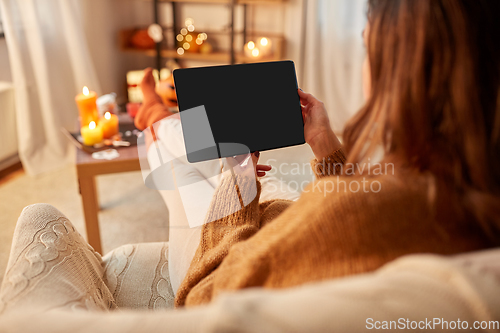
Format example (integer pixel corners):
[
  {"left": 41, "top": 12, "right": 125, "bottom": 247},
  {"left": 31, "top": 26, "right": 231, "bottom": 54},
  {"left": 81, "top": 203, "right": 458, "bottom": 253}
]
[
  {"left": 298, "top": 88, "right": 315, "bottom": 104},
  {"left": 301, "top": 103, "right": 312, "bottom": 116},
  {"left": 227, "top": 152, "right": 272, "bottom": 177},
  {"left": 298, "top": 88, "right": 323, "bottom": 107},
  {"left": 256, "top": 164, "right": 271, "bottom": 178},
  {"left": 256, "top": 164, "right": 272, "bottom": 171}
]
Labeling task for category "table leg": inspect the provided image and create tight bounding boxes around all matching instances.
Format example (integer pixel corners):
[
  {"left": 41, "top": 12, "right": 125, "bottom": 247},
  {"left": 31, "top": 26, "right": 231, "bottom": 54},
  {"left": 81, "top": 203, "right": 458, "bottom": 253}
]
[{"left": 79, "top": 175, "right": 102, "bottom": 254}]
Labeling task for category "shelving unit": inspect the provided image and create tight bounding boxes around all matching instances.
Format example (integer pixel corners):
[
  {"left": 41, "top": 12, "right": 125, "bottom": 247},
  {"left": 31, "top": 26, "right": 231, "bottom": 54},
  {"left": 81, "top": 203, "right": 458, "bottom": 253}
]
[{"left": 119, "top": 0, "right": 287, "bottom": 70}]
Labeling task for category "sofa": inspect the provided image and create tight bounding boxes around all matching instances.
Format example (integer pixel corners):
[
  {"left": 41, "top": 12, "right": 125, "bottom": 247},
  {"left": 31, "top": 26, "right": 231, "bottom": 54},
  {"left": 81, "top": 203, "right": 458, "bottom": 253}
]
[{"left": 0, "top": 203, "right": 499, "bottom": 332}]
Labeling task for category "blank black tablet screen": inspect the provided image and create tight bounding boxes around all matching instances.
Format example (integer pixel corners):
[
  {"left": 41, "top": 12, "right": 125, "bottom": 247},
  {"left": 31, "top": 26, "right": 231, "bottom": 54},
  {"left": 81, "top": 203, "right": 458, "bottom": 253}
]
[{"left": 173, "top": 61, "right": 305, "bottom": 163}]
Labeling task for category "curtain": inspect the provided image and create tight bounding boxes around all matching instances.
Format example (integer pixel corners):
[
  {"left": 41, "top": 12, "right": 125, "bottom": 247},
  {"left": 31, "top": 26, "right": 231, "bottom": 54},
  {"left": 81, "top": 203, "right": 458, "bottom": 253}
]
[
  {"left": 0, "top": 0, "right": 101, "bottom": 175},
  {"left": 302, "top": 0, "right": 367, "bottom": 133}
]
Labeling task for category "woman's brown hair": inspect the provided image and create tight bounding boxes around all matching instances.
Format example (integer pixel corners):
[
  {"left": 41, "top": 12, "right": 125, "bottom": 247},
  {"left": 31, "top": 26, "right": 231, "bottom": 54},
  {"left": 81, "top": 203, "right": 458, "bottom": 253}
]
[{"left": 343, "top": 0, "right": 500, "bottom": 241}]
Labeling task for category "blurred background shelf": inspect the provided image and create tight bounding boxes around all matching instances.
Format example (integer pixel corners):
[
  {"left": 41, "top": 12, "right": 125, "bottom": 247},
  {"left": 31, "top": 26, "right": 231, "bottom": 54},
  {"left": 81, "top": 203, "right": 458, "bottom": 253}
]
[
  {"left": 119, "top": 0, "right": 287, "bottom": 71},
  {"left": 119, "top": 28, "right": 285, "bottom": 63},
  {"left": 152, "top": 0, "right": 286, "bottom": 5}
]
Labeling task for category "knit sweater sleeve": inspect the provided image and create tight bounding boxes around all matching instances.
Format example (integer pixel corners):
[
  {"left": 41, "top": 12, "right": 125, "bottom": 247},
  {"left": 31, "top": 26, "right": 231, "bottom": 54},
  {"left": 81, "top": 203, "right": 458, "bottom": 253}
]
[
  {"left": 310, "top": 148, "right": 346, "bottom": 179},
  {"left": 174, "top": 174, "right": 262, "bottom": 307}
]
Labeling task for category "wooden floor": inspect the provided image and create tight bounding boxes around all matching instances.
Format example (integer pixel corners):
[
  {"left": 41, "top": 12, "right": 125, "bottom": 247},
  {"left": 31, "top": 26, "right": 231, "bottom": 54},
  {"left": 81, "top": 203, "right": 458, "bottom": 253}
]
[{"left": 0, "top": 162, "right": 24, "bottom": 187}]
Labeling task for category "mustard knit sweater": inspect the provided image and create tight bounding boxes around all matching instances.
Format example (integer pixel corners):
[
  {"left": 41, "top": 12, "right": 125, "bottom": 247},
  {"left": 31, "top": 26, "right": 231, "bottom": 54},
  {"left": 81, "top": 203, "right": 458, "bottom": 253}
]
[{"left": 175, "top": 149, "right": 491, "bottom": 307}]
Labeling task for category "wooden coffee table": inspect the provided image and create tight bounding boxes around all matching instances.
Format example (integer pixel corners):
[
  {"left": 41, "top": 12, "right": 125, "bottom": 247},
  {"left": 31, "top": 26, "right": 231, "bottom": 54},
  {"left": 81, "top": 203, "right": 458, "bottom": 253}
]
[{"left": 76, "top": 145, "right": 140, "bottom": 254}]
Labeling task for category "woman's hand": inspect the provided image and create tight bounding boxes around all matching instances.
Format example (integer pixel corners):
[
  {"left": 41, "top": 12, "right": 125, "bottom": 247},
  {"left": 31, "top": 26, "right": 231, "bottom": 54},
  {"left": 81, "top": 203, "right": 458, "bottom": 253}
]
[
  {"left": 228, "top": 152, "right": 272, "bottom": 178},
  {"left": 253, "top": 152, "right": 272, "bottom": 177},
  {"left": 298, "top": 89, "right": 342, "bottom": 160}
]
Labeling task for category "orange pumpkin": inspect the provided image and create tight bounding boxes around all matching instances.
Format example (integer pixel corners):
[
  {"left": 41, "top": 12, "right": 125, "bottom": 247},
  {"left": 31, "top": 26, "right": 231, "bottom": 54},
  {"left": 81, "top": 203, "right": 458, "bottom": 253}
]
[{"left": 130, "top": 29, "right": 156, "bottom": 49}]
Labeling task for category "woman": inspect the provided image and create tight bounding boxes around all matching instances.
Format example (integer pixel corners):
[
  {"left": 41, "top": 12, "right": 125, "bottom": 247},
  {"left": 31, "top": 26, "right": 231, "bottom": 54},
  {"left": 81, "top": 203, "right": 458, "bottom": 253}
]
[
  {"left": 138, "top": 0, "right": 497, "bottom": 307},
  {"left": 1, "top": 0, "right": 498, "bottom": 316}
]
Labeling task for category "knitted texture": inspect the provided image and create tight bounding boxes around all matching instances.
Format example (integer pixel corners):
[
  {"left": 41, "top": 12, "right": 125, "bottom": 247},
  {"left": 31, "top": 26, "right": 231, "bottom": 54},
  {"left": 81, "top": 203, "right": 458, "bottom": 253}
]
[
  {"left": 0, "top": 204, "right": 116, "bottom": 314},
  {"left": 0, "top": 204, "right": 175, "bottom": 314},
  {"left": 102, "top": 242, "right": 175, "bottom": 310},
  {"left": 175, "top": 148, "right": 492, "bottom": 307},
  {"left": 312, "top": 148, "right": 347, "bottom": 178}
]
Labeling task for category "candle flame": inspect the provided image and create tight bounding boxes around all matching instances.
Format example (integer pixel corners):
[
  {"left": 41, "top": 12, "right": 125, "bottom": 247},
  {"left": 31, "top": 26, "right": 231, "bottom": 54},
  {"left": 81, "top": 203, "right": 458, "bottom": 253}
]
[
  {"left": 252, "top": 48, "right": 260, "bottom": 57},
  {"left": 260, "top": 38, "right": 269, "bottom": 46},
  {"left": 89, "top": 121, "right": 96, "bottom": 130},
  {"left": 83, "top": 86, "right": 89, "bottom": 96},
  {"left": 104, "top": 112, "right": 111, "bottom": 120},
  {"left": 247, "top": 41, "right": 255, "bottom": 50}
]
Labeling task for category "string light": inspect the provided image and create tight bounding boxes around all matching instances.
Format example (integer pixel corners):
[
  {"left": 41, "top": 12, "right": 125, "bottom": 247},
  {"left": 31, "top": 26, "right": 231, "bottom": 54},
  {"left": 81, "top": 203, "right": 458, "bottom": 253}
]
[
  {"left": 177, "top": 18, "right": 209, "bottom": 54},
  {"left": 252, "top": 48, "right": 260, "bottom": 57},
  {"left": 247, "top": 41, "right": 255, "bottom": 50}
]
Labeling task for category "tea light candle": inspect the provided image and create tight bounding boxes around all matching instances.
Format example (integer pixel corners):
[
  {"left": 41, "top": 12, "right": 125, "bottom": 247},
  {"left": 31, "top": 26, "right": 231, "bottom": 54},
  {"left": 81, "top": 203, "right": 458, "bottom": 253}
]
[
  {"left": 244, "top": 41, "right": 261, "bottom": 59},
  {"left": 75, "top": 86, "right": 99, "bottom": 126},
  {"left": 99, "top": 111, "right": 119, "bottom": 139},
  {"left": 81, "top": 121, "right": 103, "bottom": 146},
  {"left": 258, "top": 37, "right": 272, "bottom": 56}
]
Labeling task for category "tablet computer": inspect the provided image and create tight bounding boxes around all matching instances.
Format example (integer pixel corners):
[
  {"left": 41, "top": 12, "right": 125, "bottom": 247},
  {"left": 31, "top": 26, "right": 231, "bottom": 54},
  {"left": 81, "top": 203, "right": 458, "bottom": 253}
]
[{"left": 173, "top": 60, "right": 304, "bottom": 163}]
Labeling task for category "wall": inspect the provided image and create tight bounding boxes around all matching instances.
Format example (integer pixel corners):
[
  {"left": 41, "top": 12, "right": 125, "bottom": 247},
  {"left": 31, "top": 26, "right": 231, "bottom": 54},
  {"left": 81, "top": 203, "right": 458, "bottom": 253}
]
[
  {"left": 82, "top": 0, "right": 154, "bottom": 102},
  {"left": 0, "top": 38, "right": 17, "bottom": 169},
  {"left": 0, "top": 38, "right": 11, "bottom": 82}
]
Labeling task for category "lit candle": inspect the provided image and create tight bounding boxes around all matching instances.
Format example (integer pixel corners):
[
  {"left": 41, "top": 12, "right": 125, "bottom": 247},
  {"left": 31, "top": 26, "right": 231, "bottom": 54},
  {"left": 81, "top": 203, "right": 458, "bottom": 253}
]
[
  {"left": 245, "top": 41, "right": 261, "bottom": 59},
  {"left": 258, "top": 37, "right": 272, "bottom": 56},
  {"left": 81, "top": 121, "right": 103, "bottom": 146},
  {"left": 75, "top": 86, "right": 99, "bottom": 127},
  {"left": 99, "top": 111, "right": 119, "bottom": 139}
]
